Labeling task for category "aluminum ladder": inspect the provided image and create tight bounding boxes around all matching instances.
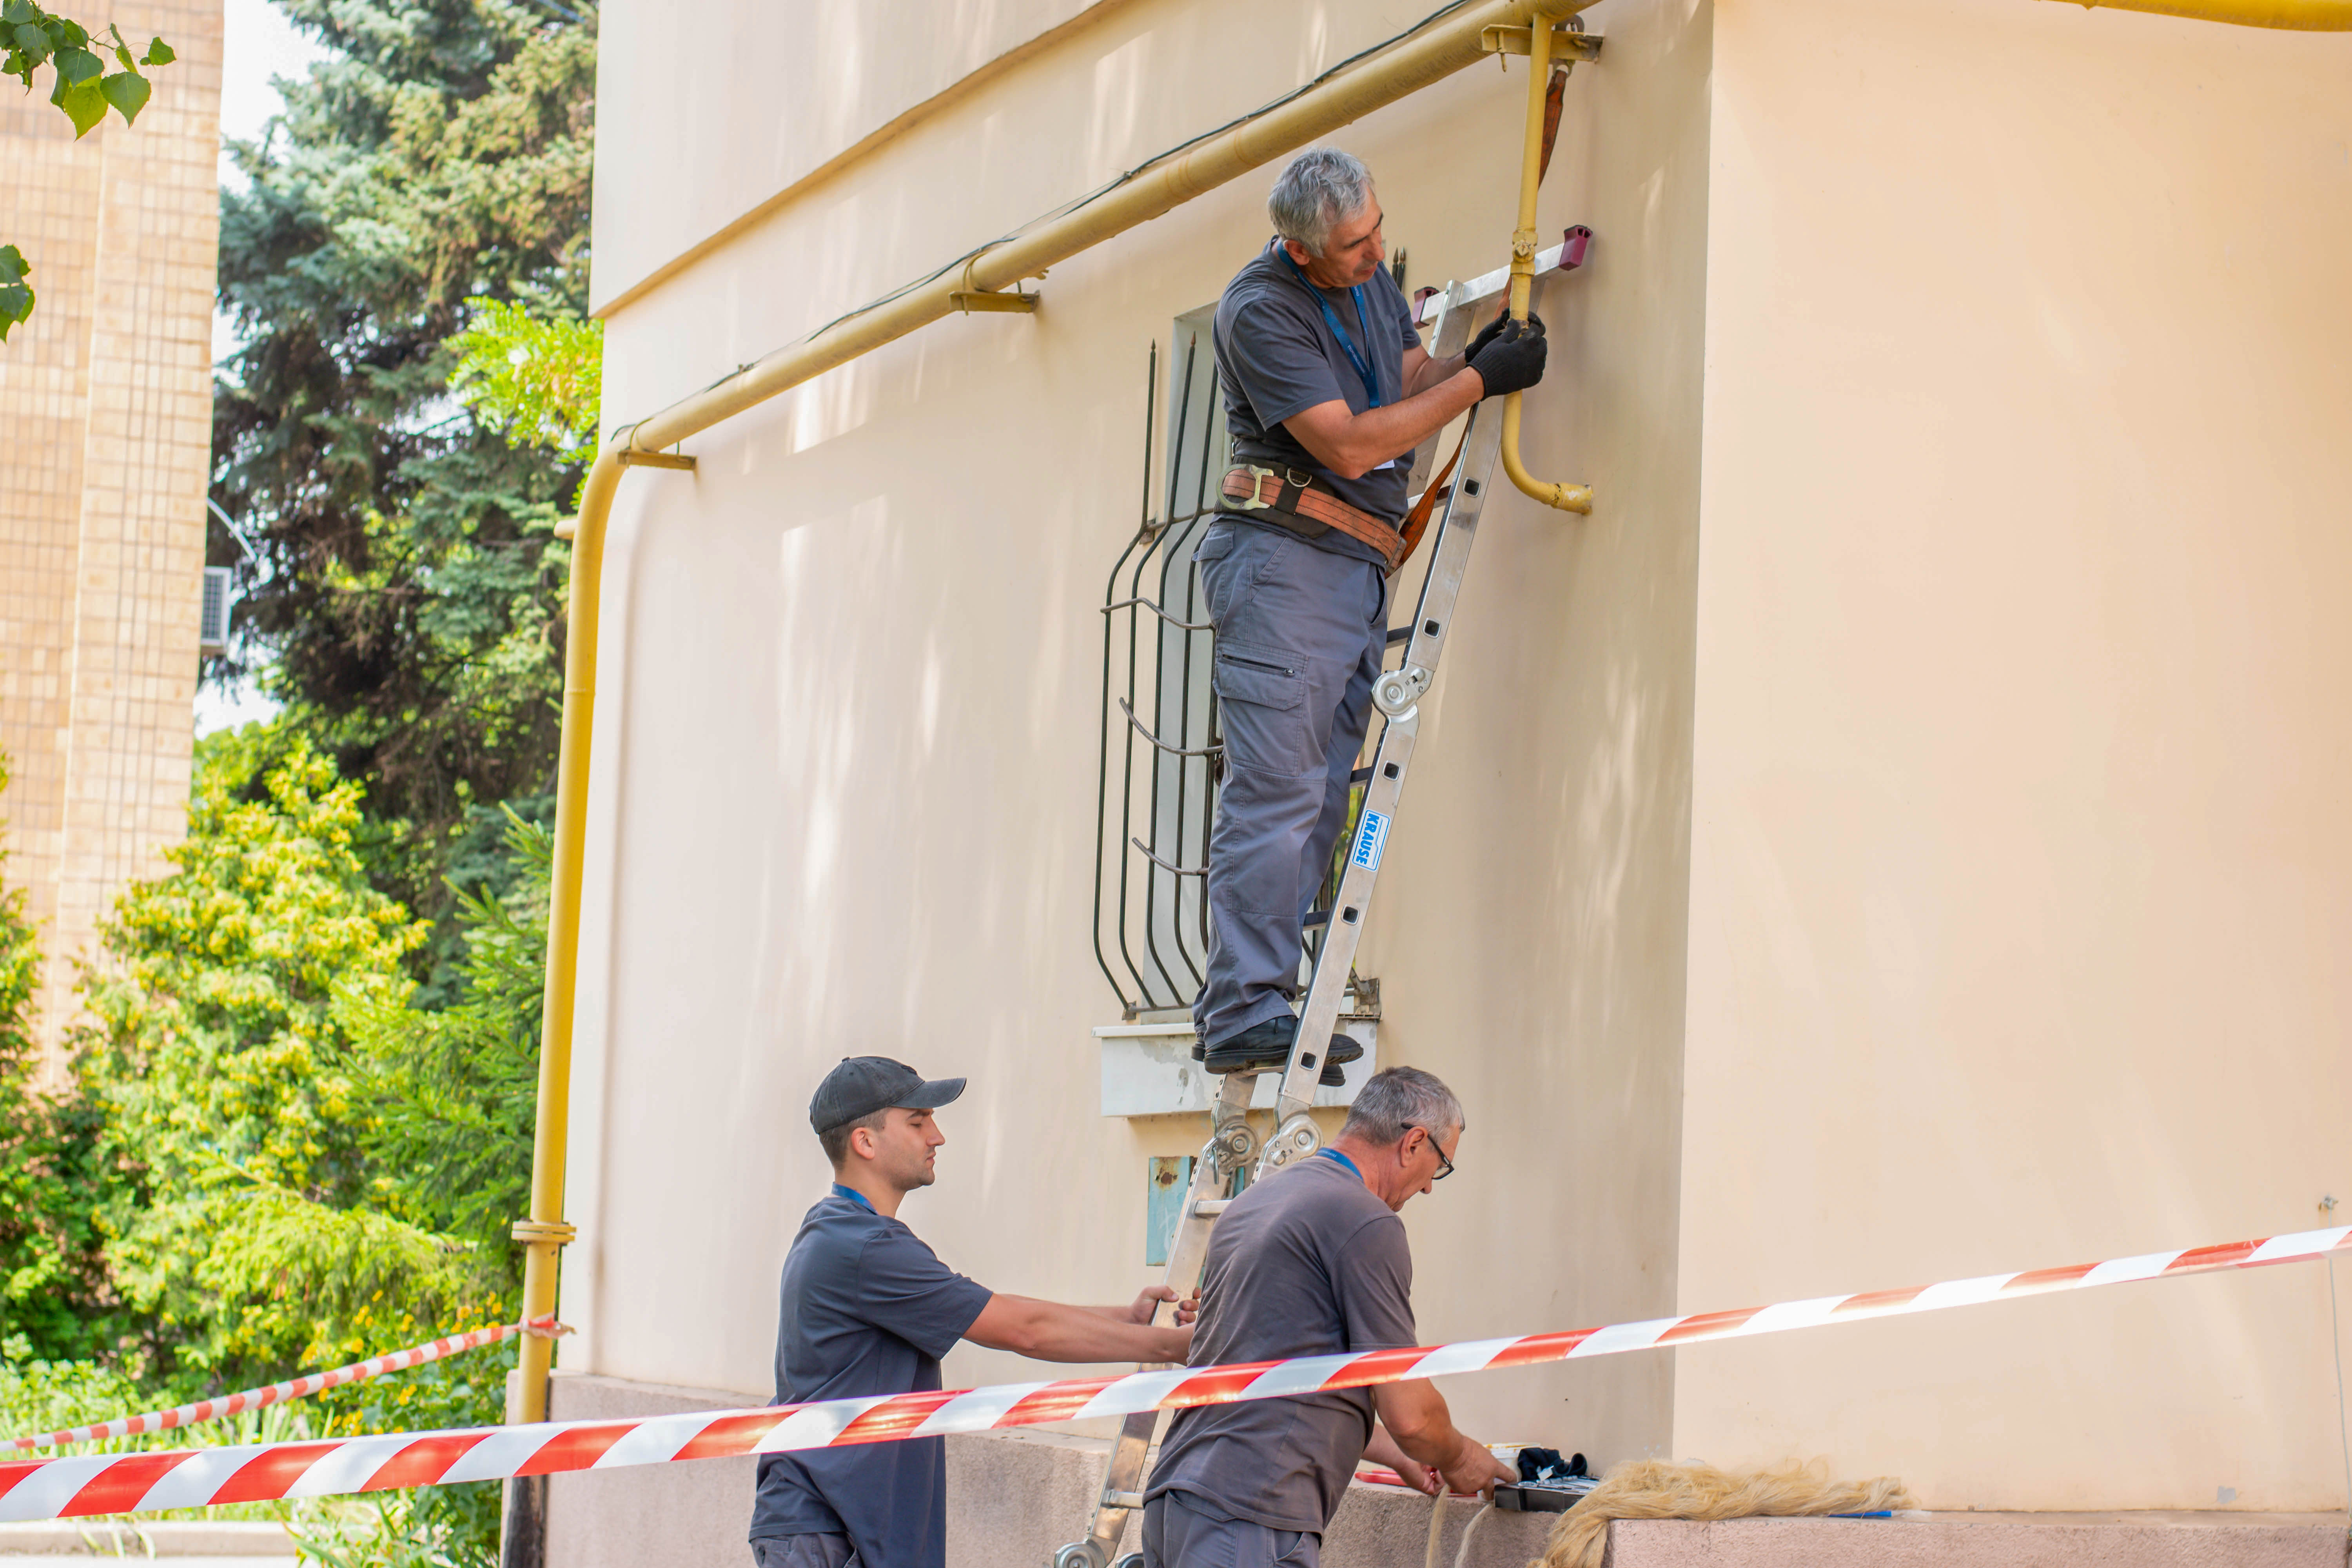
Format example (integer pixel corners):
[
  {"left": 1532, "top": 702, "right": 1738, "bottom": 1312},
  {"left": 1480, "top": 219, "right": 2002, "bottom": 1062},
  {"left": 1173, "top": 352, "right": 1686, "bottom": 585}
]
[{"left": 1052, "top": 226, "right": 1594, "bottom": 1568}]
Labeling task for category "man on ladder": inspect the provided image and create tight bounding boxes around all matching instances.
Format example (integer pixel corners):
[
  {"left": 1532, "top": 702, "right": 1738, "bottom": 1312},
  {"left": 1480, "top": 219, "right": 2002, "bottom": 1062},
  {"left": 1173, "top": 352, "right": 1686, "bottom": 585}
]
[{"left": 1192, "top": 147, "right": 1549, "bottom": 1076}]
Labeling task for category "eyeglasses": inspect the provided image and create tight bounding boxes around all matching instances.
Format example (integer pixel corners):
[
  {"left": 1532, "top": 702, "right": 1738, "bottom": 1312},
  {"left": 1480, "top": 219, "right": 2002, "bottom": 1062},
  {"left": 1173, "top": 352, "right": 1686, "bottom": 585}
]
[{"left": 1408, "top": 1127, "right": 1455, "bottom": 1181}]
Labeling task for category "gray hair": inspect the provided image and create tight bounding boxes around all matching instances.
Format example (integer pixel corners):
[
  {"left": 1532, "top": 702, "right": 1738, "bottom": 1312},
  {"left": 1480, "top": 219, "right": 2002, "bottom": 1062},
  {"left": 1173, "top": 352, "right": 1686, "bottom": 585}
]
[
  {"left": 1268, "top": 148, "right": 1374, "bottom": 258},
  {"left": 1339, "top": 1066, "right": 1463, "bottom": 1146}
]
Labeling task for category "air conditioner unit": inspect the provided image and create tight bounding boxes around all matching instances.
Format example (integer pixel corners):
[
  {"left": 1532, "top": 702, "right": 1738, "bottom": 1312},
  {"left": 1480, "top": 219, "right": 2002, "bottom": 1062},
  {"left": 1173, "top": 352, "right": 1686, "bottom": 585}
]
[{"left": 199, "top": 566, "right": 233, "bottom": 656}]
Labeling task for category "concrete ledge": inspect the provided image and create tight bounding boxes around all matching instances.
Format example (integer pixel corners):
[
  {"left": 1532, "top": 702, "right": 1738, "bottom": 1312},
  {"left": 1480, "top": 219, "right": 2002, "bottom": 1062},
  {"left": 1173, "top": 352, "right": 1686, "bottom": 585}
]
[
  {"left": 1599, "top": 1514, "right": 2352, "bottom": 1567},
  {"left": 0, "top": 1520, "right": 296, "bottom": 1556},
  {"left": 537, "top": 1374, "right": 2352, "bottom": 1568}
]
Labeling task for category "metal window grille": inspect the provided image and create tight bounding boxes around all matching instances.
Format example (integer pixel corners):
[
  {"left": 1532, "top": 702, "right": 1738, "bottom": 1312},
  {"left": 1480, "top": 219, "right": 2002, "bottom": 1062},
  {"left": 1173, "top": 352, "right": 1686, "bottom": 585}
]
[{"left": 1092, "top": 314, "right": 1362, "bottom": 1021}]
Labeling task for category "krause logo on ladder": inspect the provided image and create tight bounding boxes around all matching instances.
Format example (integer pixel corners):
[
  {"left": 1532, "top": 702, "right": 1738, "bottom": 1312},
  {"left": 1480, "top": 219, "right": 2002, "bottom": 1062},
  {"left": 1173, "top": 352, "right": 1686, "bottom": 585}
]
[{"left": 1350, "top": 810, "right": 1391, "bottom": 873}]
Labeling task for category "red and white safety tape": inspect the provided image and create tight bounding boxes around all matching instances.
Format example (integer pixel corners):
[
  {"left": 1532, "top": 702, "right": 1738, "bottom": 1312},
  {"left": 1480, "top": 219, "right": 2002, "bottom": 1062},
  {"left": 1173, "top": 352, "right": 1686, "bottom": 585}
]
[
  {"left": 4, "top": 1318, "right": 565, "bottom": 1455},
  {"left": 2, "top": 1225, "right": 2344, "bottom": 1522}
]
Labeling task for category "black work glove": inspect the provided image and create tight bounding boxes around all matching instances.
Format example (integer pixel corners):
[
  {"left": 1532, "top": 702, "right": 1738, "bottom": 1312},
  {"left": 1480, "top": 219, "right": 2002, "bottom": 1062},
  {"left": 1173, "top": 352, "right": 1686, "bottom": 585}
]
[
  {"left": 1467, "top": 315, "right": 1548, "bottom": 399},
  {"left": 1463, "top": 308, "right": 1543, "bottom": 363}
]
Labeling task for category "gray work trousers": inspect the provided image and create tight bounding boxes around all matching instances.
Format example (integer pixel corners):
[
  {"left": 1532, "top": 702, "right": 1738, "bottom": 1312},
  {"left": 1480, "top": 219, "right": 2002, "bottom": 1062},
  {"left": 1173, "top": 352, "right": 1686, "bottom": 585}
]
[
  {"left": 1143, "top": 1490, "right": 1321, "bottom": 1568},
  {"left": 750, "top": 1535, "right": 857, "bottom": 1568},
  {"left": 1191, "top": 519, "right": 1389, "bottom": 1049}
]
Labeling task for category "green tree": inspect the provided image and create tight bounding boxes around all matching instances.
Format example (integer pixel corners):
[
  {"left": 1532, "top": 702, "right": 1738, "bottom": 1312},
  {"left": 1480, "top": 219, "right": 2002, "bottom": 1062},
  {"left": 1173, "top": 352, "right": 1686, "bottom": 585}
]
[
  {"left": 449, "top": 296, "right": 602, "bottom": 472},
  {"left": 55, "top": 737, "right": 549, "bottom": 1563},
  {"left": 208, "top": 0, "right": 596, "bottom": 912},
  {"left": 73, "top": 736, "right": 454, "bottom": 1383},
  {"left": 333, "top": 807, "right": 547, "bottom": 1279},
  {"left": 0, "top": 2, "right": 174, "bottom": 339}
]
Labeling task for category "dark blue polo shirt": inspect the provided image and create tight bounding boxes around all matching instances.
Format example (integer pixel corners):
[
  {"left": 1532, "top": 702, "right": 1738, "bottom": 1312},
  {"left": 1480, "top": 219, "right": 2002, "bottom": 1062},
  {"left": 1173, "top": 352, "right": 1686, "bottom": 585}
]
[
  {"left": 749, "top": 1186, "right": 993, "bottom": 1566},
  {"left": 1214, "top": 238, "right": 1421, "bottom": 562}
]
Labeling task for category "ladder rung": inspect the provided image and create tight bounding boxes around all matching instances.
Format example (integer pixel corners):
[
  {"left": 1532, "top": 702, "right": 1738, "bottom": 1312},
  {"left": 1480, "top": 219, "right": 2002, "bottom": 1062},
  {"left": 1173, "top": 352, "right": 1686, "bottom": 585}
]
[
  {"left": 1103, "top": 1491, "right": 1146, "bottom": 1510},
  {"left": 1192, "top": 1199, "right": 1231, "bottom": 1218},
  {"left": 1348, "top": 765, "right": 1374, "bottom": 784},
  {"left": 1385, "top": 625, "right": 1412, "bottom": 645},
  {"left": 1301, "top": 909, "right": 1330, "bottom": 929}
]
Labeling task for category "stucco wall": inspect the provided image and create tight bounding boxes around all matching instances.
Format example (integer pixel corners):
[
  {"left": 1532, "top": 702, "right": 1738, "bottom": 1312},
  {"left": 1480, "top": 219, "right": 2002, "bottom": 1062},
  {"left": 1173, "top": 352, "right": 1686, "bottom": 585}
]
[
  {"left": 1676, "top": 0, "right": 2352, "bottom": 1512},
  {"left": 569, "top": 0, "right": 2351, "bottom": 1525},
  {"left": 590, "top": 0, "right": 1126, "bottom": 312},
  {"left": 569, "top": 0, "right": 1709, "bottom": 1488}
]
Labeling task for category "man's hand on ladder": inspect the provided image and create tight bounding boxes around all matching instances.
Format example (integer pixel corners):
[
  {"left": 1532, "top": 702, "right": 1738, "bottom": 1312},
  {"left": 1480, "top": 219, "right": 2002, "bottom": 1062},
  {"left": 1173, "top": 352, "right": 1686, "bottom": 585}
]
[{"left": 1115, "top": 1284, "right": 1200, "bottom": 1328}]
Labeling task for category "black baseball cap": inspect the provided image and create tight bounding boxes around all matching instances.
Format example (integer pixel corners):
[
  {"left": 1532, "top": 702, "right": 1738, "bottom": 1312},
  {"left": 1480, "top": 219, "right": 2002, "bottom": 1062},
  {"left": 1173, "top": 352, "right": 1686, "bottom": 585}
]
[{"left": 809, "top": 1056, "right": 967, "bottom": 1134}]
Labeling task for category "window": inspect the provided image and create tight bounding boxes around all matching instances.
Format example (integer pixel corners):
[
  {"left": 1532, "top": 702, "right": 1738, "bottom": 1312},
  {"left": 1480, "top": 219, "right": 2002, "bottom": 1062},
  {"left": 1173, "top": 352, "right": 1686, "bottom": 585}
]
[
  {"left": 1091, "top": 310, "right": 1369, "bottom": 1021},
  {"left": 1093, "top": 309, "right": 1225, "bottom": 1019}
]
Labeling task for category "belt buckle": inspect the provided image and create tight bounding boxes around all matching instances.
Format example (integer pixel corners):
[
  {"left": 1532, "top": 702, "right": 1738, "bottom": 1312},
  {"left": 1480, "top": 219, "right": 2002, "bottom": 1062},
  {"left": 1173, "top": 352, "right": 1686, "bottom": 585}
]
[{"left": 1233, "top": 463, "right": 1279, "bottom": 511}]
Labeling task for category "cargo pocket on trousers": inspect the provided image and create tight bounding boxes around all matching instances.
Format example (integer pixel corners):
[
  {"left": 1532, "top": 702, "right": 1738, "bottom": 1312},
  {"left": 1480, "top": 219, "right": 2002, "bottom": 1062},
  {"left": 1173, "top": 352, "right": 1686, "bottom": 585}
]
[
  {"left": 1213, "top": 642, "right": 1305, "bottom": 710},
  {"left": 1212, "top": 641, "right": 1316, "bottom": 777}
]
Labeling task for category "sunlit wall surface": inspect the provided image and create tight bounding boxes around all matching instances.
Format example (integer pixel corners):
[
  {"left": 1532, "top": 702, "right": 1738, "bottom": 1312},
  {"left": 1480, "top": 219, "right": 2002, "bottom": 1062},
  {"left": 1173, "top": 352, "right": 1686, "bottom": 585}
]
[{"left": 566, "top": 0, "right": 2352, "bottom": 1545}]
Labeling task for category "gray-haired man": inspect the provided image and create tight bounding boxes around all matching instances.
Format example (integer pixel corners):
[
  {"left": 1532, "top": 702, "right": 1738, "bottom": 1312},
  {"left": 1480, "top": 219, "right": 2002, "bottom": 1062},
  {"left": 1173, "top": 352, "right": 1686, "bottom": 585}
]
[
  {"left": 1142, "top": 1067, "right": 1515, "bottom": 1568},
  {"left": 1195, "top": 149, "right": 1548, "bottom": 1074}
]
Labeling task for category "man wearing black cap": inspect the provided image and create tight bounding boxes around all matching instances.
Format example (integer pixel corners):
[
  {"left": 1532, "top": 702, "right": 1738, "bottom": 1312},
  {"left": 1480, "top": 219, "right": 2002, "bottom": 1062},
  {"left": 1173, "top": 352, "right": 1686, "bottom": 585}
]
[{"left": 749, "top": 1057, "right": 1196, "bottom": 1568}]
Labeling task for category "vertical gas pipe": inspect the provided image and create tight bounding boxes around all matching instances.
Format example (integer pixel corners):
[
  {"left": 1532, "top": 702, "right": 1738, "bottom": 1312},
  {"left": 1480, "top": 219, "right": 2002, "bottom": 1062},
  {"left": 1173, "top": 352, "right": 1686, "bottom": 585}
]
[
  {"left": 1499, "top": 11, "right": 1593, "bottom": 515},
  {"left": 500, "top": 440, "right": 624, "bottom": 1568}
]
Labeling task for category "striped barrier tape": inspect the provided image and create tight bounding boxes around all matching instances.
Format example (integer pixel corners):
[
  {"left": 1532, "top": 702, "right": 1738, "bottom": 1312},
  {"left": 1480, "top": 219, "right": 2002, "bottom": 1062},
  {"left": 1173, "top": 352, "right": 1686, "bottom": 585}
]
[
  {"left": 2, "top": 1224, "right": 2345, "bottom": 1522},
  {"left": 5, "top": 1318, "right": 566, "bottom": 1455}
]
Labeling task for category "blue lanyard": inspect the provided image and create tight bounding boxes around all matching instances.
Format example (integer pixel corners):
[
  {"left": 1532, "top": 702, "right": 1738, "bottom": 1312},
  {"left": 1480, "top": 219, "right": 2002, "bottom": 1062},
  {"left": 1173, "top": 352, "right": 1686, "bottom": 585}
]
[
  {"left": 1318, "top": 1148, "right": 1362, "bottom": 1180},
  {"left": 1278, "top": 248, "right": 1385, "bottom": 410},
  {"left": 831, "top": 1182, "right": 875, "bottom": 1212}
]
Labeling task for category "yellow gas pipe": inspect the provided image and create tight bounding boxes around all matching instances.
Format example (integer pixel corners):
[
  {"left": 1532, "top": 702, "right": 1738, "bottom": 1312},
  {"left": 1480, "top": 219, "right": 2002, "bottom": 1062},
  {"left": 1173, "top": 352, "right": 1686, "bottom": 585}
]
[
  {"left": 2040, "top": 0, "right": 2351, "bottom": 25},
  {"left": 1499, "top": 9, "right": 1592, "bottom": 515}
]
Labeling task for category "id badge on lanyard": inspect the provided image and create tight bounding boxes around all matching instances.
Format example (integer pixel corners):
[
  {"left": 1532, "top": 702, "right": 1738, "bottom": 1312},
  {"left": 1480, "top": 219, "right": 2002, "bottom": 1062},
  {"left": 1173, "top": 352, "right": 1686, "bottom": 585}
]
[{"left": 1279, "top": 249, "right": 1386, "bottom": 412}]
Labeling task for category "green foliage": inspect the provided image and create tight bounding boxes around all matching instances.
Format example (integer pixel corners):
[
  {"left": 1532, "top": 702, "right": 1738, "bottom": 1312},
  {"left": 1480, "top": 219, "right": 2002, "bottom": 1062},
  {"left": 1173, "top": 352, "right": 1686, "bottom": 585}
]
[
  {"left": 335, "top": 808, "right": 547, "bottom": 1257},
  {"left": 0, "top": 4, "right": 170, "bottom": 137},
  {"left": 0, "top": 1333, "right": 141, "bottom": 1440},
  {"left": 35, "top": 735, "right": 547, "bottom": 1561},
  {"left": 450, "top": 298, "right": 602, "bottom": 470},
  {"left": 0, "top": 243, "right": 32, "bottom": 342},
  {"left": 74, "top": 736, "right": 437, "bottom": 1382},
  {"left": 0, "top": 15, "right": 586, "bottom": 1568},
  {"left": 0, "top": 758, "right": 116, "bottom": 1362},
  {"left": 1, "top": 4, "right": 175, "bottom": 336},
  {"left": 289, "top": 1343, "right": 510, "bottom": 1568},
  {"left": 209, "top": 0, "right": 597, "bottom": 907}
]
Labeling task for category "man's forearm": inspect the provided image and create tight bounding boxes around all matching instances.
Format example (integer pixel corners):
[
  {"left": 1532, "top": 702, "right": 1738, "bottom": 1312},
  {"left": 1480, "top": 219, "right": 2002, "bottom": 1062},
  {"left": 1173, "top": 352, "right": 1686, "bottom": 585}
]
[
  {"left": 1029, "top": 1303, "right": 1187, "bottom": 1362},
  {"left": 1404, "top": 350, "right": 1469, "bottom": 400},
  {"left": 968, "top": 1294, "right": 1188, "bottom": 1363},
  {"left": 1287, "top": 371, "right": 1483, "bottom": 480}
]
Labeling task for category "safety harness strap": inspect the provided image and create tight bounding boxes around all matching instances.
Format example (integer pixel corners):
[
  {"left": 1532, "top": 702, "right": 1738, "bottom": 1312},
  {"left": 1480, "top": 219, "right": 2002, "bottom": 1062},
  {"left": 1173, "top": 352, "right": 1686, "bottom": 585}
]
[{"left": 1220, "top": 464, "right": 1406, "bottom": 572}]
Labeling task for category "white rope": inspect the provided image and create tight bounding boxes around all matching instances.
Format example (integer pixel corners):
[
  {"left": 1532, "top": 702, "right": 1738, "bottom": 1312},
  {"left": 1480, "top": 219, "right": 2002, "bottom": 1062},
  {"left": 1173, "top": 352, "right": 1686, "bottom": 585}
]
[
  {"left": 1452, "top": 1501, "right": 1494, "bottom": 1568},
  {"left": 1421, "top": 1491, "right": 1496, "bottom": 1568}
]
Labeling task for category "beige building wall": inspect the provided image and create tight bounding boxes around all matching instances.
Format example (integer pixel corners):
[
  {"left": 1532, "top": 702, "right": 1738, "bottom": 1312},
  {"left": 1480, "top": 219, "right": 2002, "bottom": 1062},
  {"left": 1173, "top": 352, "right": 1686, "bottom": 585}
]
[
  {"left": 0, "top": 0, "right": 221, "bottom": 1078},
  {"left": 1674, "top": 0, "right": 2352, "bottom": 1512},
  {"left": 564, "top": 0, "right": 2352, "bottom": 1548}
]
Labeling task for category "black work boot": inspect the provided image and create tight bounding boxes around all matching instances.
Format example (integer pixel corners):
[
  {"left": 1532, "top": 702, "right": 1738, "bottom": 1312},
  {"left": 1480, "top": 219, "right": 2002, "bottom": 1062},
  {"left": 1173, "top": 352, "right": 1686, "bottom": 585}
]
[{"left": 1201, "top": 1015, "right": 1364, "bottom": 1086}]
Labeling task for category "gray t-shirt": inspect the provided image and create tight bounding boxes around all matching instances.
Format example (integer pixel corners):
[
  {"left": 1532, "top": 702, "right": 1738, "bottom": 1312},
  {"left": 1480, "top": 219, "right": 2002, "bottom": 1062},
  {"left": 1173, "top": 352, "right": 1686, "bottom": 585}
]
[
  {"left": 1214, "top": 239, "right": 1421, "bottom": 566},
  {"left": 749, "top": 1188, "right": 993, "bottom": 1566},
  {"left": 1145, "top": 1150, "right": 1417, "bottom": 1533}
]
